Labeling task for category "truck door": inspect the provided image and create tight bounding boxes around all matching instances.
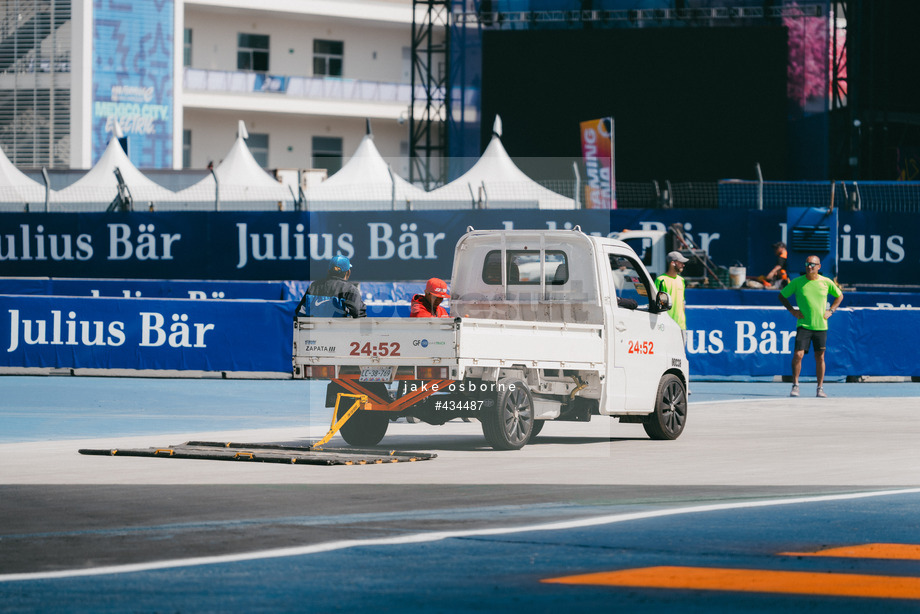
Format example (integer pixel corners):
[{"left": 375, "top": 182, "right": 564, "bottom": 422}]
[{"left": 604, "top": 249, "right": 669, "bottom": 411}]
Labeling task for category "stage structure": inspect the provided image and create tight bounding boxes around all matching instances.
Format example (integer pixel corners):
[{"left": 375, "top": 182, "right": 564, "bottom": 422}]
[{"left": 410, "top": 1, "right": 847, "bottom": 186}]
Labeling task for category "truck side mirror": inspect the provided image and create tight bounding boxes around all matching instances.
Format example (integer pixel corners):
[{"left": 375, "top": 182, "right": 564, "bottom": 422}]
[{"left": 656, "top": 291, "right": 671, "bottom": 312}]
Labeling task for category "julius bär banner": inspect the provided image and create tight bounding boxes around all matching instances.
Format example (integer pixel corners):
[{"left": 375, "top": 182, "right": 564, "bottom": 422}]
[
  {"left": 580, "top": 118, "right": 615, "bottom": 209},
  {"left": 2, "top": 298, "right": 916, "bottom": 377},
  {"left": 683, "top": 307, "right": 919, "bottom": 378},
  {"left": 0, "top": 210, "right": 917, "bottom": 286},
  {"left": 0, "top": 295, "right": 294, "bottom": 374}
]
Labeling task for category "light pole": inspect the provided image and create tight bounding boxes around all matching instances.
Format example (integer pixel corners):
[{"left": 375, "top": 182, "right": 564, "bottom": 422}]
[{"left": 851, "top": 118, "right": 862, "bottom": 180}]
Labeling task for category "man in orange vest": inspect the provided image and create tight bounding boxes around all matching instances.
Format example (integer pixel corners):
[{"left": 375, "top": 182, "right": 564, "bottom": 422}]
[{"left": 410, "top": 277, "right": 450, "bottom": 318}]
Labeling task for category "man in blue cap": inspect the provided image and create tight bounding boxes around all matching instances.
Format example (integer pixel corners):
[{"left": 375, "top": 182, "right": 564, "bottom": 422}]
[{"left": 296, "top": 255, "right": 365, "bottom": 318}]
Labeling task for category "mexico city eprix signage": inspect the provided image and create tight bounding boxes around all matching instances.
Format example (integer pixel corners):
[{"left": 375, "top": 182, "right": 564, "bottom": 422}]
[
  {"left": 1, "top": 295, "right": 294, "bottom": 374},
  {"left": 92, "top": 0, "right": 174, "bottom": 167}
]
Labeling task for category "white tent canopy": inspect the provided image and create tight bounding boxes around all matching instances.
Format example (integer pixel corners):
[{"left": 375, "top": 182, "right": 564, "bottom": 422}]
[
  {"left": 0, "top": 145, "right": 46, "bottom": 211},
  {"left": 423, "top": 116, "right": 576, "bottom": 210},
  {"left": 0, "top": 117, "right": 577, "bottom": 213},
  {"left": 173, "top": 121, "right": 294, "bottom": 211},
  {"left": 52, "top": 135, "right": 181, "bottom": 210},
  {"left": 305, "top": 127, "right": 427, "bottom": 210}
]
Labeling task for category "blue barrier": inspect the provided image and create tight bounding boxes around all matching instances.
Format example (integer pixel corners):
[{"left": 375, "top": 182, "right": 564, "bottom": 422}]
[
  {"left": 688, "top": 288, "right": 920, "bottom": 308},
  {"left": 685, "top": 306, "right": 920, "bottom": 378},
  {"left": 0, "top": 278, "right": 291, "bottom": 300},
  {"left": 1, "top": 295, "right": 296, "bottom": 375},
  {"left": 4, "top": 277, "right": 919, "bottom": 309},
  {"left": 2, "top": 292, "right": 915, "bottom": 378}
]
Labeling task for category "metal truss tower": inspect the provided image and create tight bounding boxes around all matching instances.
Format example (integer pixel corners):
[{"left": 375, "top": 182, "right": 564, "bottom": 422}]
[
  {"left": 828, "top": 0, "right": 853, "bottom": 179},
  {"left": 409, "top": 0, "right": 450, "bottom": 189}
]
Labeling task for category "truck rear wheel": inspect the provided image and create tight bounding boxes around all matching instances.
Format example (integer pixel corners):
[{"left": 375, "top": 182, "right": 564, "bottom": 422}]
[
  {"left": 643, "top": 374, "right": 687, "bottom": 440},
  {"left": 530, "top": 419, "right": 545, "bottom": 439},
  {"left": 481, "top": 377, "right": 534, "bottom": 450},
  {"left": 339, "top": 410, "right": 389, "bottom": 447}
]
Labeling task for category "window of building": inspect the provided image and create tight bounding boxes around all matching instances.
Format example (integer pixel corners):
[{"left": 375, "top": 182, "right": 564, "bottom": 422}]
[
  {"left": 401, "top": 46, "right": 411, "bottom": 81},
  {"left": 238, "top": 33, "right": 270, "bottom": 72},
  {"left": 313, "top": 40, "right": 343, "bottom": 77},
  {"left": 182, "top": 130, "right": 191, "bottom": 169},
  {"left": 183, "top": 29, "right": 192, "bottom": 67},
  {"left": 247, "top": 133, "right": 269, "bottom": 167},
  {"left": 312, "top": 136, "right": 343, "bottom": 174}
]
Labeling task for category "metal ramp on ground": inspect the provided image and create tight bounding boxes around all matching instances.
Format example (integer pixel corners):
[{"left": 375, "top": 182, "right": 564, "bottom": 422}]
[{"left": 79, "top": 441, "right": 436, "bottom": 466}]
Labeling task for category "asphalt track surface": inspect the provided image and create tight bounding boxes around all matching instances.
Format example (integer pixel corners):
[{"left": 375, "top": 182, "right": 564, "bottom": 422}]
[{"left": 1, "top": 377, "right": 919, "bottom": 612}]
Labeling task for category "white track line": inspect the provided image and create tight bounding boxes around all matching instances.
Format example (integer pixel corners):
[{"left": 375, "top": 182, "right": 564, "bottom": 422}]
[{"left": 3, "top": 487, "right": 920, "bottom": 583}]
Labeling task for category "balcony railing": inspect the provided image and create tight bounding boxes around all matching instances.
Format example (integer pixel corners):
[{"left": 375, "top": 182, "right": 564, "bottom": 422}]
[{"left": 183, "top": 68, "right": 418, "bottom": 104}]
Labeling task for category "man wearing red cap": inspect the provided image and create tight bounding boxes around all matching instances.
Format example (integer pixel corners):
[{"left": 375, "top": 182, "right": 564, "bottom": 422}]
[{"left": 411, "top": 277, "right": 450, "bottom": 318}]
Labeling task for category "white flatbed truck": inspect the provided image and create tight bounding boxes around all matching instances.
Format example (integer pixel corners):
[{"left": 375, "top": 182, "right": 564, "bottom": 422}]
[{"left": 293, "top": 228, "right": 689, "bottom": 450}]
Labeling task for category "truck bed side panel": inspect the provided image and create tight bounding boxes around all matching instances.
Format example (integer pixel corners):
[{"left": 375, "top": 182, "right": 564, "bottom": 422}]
[{"left": 456, "top": 319, "right": 604, "bottom": 371}]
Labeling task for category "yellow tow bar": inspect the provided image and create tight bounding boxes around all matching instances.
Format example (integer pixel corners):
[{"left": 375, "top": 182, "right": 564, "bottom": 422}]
[{"left": 312, "top": 393, "right": 368, "bottom": 448}]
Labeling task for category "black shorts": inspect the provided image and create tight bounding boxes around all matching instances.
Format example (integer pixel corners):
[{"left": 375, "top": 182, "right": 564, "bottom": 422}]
[{"left": 794, "top": 328, "right": 827, "bottom": 354}]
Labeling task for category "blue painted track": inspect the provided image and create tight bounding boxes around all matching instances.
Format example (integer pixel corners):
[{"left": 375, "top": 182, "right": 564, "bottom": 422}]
[
  {"left": 3, "top": 490, "right": 920, "bottom": 612},
  {"left": 1, "top": 377, "right": 917, "bottom": 443}
]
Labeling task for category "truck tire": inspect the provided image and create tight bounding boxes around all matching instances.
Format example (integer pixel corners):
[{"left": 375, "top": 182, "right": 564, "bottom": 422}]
[
  {"left": 339, "top": 410, "right": 389, "bottom": 446},
  {"left": 481, "top": 377, "right": 534, "bottom": 450},
  {"left": 643, "top": 374, "right": 687, "bottom": 440},
  {"left": 530, "top": 419, "right": 545, "bottom": 439}
]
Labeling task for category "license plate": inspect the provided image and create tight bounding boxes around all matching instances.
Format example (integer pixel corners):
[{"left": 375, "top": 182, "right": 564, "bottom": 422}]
[{"left": 359, "top": 366, "right": 394, "bottom": 383}]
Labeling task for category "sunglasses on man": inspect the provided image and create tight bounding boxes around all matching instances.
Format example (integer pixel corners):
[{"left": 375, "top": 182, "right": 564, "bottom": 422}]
[{"left": 805, "top": 262, "right": 819, "bottom": 268}]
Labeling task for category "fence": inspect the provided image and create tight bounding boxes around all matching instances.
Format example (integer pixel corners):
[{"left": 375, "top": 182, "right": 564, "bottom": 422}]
[
  {"left": 718, "top": 180, "right": 920, "bottom": 213},
  {"left": 525, "top": 179, "right": 920, "bottom": 211},
  {"left": 3, "top": 177, "right": 920, "bottom": 213}
]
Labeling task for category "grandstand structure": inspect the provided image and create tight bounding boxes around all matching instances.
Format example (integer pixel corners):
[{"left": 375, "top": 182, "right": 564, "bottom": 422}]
[{"left": 0, "top": 0, "right": 419, "bottom": 178}]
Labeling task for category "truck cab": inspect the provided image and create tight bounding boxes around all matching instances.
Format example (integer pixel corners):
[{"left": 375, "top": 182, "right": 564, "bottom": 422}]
[{"left": 450, "top": 229, "right": 686, "bottom": 415}]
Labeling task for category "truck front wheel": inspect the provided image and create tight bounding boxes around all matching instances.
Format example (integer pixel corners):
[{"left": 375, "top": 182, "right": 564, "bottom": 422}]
[
  {"left": 339, "top": 410, "right": 389, "bottom": 446},
  {"left": 643, "top": 374, "right": 687, "bottom": 440},
  {"left": 481, "top": 377, "right": 534, "bottom": 450}
]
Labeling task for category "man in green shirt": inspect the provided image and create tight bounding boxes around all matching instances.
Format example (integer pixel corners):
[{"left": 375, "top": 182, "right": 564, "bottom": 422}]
[
  {"left": 779, "top": 255, "right": 844, "bottom": 398},
  {"left": 655, "top": 251, "right": 689, "bottom": 343}
]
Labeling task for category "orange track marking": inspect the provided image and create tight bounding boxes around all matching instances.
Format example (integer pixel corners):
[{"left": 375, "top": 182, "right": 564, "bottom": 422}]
[
  {"left": 542, "top": 566, "right": 920, "bottom": 600},
  {"left": 781, "top": 543, "right": 920, "bottom": 561}
]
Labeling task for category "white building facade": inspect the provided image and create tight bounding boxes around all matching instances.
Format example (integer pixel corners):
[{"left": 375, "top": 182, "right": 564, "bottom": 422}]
[{"left": 0, "top": 0, "right": 417, "bottom": 178}]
